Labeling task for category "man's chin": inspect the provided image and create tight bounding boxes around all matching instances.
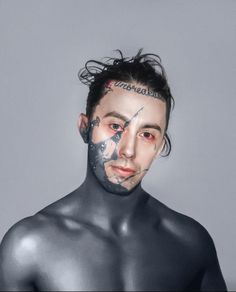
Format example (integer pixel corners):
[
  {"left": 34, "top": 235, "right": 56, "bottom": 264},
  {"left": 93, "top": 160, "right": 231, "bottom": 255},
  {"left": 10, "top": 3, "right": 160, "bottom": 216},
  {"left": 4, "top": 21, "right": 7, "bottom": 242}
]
[{"left": 100, "top": 178, "right": 140, "bottom": 196}]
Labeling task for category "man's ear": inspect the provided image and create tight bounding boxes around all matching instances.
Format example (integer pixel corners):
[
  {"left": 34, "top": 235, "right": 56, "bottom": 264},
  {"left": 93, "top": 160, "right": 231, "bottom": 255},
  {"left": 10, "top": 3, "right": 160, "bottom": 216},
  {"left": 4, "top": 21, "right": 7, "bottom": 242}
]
[
  {"left": 77, "top": 113, "right": 89, "bottom": 144},
  {"left": 154, "top": 137, "right": 166, "bottom": 159}
]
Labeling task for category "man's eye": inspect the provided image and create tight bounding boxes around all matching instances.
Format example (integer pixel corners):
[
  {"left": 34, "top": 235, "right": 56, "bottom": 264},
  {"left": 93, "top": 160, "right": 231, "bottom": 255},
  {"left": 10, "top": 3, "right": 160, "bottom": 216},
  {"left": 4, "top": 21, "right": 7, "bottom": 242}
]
[
  {"left": 109, "top": 123, "right": 123, "bottom": 131},
  {"left": 141, "top": 132, "right": 154, "bottom": 140}
]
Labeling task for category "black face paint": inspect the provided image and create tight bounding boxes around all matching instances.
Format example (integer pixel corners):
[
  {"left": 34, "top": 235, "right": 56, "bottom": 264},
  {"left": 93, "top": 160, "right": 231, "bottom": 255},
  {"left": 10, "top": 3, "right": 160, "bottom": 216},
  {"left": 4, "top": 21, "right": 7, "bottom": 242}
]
[
  {"left": 87, "top": 107, "right": 148, "bottom": 195},
  {"left": 80, "top": 117, "right": 101, "bottom": 144},
  {"left": 88, "top": 123, "right": 128, "bottom": 195},
  {"left": 90, "top": 116, "right": 100, "bottom": 127}
]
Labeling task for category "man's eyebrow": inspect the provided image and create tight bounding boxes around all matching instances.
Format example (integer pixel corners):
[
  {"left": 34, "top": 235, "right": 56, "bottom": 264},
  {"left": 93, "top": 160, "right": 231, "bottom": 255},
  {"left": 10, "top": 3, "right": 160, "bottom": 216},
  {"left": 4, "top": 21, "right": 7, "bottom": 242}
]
[
  {"left": 102, "top": 111, "right": 129, "bottom": 122},
  {"left": 141, "top": 124, "right": 162, "bottom": 134}
]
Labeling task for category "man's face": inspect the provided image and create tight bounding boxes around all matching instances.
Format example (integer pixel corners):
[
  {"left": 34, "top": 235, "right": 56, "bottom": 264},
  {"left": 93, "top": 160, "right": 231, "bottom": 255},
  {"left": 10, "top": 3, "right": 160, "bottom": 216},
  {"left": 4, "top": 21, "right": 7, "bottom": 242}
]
[{"left": 79, "top": 81, "right": 166, "bottom": 195}]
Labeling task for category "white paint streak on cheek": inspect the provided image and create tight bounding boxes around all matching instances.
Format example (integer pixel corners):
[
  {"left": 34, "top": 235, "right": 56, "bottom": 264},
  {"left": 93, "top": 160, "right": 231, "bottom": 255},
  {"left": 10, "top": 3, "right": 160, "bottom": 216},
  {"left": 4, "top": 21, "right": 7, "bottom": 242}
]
[
  {"left": 91, "top": 124, "right": 114, "bottom": 144},
  {"left": 103, "top": 140, "right": 117, "bottom": 159},
  {"left": 91, "top": 128, "right": 103, "bottom": 144}
]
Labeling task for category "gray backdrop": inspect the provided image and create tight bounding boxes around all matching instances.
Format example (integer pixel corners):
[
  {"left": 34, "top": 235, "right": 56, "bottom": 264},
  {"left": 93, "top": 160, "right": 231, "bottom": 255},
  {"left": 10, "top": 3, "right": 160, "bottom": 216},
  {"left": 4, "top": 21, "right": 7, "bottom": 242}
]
[{"left": 0, "top": 0, "right": 235, "bottom": 289}]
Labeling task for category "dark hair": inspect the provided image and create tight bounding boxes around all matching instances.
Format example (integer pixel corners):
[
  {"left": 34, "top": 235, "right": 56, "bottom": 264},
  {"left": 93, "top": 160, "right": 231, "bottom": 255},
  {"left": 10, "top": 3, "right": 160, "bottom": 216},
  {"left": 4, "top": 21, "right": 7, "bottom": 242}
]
[{"left": 78, "top": 49, "right": 175, "bottom": 156}]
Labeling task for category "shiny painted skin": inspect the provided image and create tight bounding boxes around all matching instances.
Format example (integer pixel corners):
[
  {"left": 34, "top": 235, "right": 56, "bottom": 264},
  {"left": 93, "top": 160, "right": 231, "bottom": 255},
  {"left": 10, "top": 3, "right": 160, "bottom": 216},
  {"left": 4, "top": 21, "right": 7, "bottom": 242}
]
[
  {"left": 0, "top": 185, "right": 227, "bottom": 291},
  {"left": 0, "top": 83, "right": 227, "bottom": 291}
]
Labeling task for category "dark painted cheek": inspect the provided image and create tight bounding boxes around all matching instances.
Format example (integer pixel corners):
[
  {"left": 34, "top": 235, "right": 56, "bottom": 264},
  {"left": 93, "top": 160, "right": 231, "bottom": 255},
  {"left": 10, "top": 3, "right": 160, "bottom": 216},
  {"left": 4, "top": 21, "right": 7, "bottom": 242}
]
[
  {"left": 88, "top": 129, "right": 123, "bottom": 171},
  {"left": 108, "top": 131, "right": 123, "bottom": 160},
  {"left": 87, "top": 118, "right": 132, "bottom": 194}
]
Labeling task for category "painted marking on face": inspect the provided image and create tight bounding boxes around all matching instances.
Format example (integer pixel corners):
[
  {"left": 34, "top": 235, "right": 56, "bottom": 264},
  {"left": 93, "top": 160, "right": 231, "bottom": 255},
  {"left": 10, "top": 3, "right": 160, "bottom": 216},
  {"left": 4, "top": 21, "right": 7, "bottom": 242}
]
[
  {"left": 113, "top": 81, "right": 161, "bottom": 99},
  {"left": 90, "top": 116, "right": 100, "bottom": 128},
  {"left": 123, "top": 106, "right": 144, "bottom": 129}
]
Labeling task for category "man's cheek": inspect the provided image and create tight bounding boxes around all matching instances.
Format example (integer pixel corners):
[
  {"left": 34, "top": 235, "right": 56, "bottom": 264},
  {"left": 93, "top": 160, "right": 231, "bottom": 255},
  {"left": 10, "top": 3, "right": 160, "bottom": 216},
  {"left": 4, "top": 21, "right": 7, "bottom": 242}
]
[
  {"left": 139, "top": 146, "right": 155, "bottom": 164},
  {"left": 91, "top": 125, "right": 114, "bottom": 144},
  {"left": 103, "top": 140, "right": 117, "bottom": 159},
  {"left": 92, "top": 130, "right": 107, "bottom": 144}
]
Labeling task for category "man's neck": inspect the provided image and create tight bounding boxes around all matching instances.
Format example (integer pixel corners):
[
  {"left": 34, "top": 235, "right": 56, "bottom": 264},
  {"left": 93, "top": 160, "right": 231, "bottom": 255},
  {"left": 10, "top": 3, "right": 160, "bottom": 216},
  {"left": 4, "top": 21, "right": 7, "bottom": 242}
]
[{"left": 75, "top": 164, "right": 150, "bottom": 235}]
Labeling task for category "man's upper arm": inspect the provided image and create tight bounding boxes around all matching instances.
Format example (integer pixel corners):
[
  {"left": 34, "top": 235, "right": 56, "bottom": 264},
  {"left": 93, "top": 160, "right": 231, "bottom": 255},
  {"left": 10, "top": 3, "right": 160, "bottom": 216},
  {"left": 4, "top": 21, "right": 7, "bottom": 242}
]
[
  {"left": 199, "top": 234, "right": 227, "bottom": 291},
  {"left": 0, "top": 218, "right": 38, "bottom": 291},
  {"left": 187, "top": 221, "right": 228, "bottom": 292}
]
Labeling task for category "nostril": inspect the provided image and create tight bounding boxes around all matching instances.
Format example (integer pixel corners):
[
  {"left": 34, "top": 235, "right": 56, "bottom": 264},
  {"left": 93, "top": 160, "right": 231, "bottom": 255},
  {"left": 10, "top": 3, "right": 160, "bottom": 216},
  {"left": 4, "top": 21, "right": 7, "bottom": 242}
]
[{"left": 118, "top": 144, "right": 136, "bottom": 159}]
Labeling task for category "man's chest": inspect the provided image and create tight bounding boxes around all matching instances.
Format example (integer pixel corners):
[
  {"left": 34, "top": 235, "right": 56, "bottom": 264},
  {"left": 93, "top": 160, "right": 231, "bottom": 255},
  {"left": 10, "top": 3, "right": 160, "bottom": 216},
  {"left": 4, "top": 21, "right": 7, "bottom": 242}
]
[{"left": 35, "top": 227, "right": 198, "bottom": 291}]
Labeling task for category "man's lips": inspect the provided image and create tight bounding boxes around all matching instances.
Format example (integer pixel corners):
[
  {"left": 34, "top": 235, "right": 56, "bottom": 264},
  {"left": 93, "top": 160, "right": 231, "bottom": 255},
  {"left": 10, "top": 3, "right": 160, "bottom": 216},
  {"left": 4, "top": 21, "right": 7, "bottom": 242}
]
[{"left": 111, "top": 165, "right": 136, "bottom": 177}]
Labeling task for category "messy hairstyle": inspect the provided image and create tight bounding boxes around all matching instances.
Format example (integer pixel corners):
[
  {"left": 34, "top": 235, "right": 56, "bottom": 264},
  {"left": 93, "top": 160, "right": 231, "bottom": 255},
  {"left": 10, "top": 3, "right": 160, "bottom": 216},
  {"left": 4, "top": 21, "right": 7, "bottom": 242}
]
[{"left": 78, "top": 49, "right": 175, "bottom": 156}]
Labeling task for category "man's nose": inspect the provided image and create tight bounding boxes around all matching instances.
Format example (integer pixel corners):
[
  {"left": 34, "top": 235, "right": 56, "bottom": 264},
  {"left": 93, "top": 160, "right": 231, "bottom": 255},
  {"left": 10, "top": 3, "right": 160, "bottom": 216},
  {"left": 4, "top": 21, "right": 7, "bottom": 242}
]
[{"left": 118, "top": 130, "right": 136, "bottom": 159}]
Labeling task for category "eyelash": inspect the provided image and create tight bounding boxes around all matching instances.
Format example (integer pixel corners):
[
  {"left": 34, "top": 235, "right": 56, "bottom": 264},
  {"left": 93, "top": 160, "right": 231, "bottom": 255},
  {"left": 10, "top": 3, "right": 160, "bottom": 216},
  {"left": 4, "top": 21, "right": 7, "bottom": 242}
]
[{"left": 109, "top": 123, "right": 155, "bottom": 141}]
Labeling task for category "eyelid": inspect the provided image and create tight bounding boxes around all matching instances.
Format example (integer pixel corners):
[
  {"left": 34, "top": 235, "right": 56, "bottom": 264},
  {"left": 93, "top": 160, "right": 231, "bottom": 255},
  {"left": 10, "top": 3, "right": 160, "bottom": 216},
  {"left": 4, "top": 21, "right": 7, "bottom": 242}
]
[
  {"left": 142, "top": 128, "right": 160, "bottom": 136},
  {"left": 141, "top": 129, "right": 155, "bottom": 135}
]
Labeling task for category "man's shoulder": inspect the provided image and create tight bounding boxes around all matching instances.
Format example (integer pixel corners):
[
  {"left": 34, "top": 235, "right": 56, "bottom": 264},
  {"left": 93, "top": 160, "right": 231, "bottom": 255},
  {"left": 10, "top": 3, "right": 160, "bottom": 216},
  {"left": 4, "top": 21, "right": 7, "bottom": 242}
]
[
  {"left": 0, "top": 187, "right": 83, "bottom": 272},
  {"left": 1, "top": 202, "right": 72, "bottom": 255},
  {"left": 0, "top": 214, "right": 50, "bottom": 281},
  {"left": 1, "top": 187, "right": 85, "bottom": 251},
  {"left": 0, "top": 214, "right": 50, "bottom": 256},
  {"left": 149, "top": 196, "right": 217, "bottom": 261}
]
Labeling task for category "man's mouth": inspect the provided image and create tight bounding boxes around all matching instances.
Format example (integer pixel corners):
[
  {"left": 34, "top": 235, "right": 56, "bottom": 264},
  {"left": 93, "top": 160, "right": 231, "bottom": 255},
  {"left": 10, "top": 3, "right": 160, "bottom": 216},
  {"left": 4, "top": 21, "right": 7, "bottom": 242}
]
[{"left": 111, "top": 165, "right": 136, "bottom": 177}]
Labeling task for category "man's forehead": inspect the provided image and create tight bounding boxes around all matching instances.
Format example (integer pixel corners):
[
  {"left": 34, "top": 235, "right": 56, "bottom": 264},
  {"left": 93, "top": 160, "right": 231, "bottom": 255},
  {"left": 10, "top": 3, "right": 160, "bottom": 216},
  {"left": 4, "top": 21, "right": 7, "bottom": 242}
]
[
  {"left": 105, "top": 80, "right": 160, "bottom": 99},
  {"left": 96, "top": 81, "right": 166, "bottom": 123}
]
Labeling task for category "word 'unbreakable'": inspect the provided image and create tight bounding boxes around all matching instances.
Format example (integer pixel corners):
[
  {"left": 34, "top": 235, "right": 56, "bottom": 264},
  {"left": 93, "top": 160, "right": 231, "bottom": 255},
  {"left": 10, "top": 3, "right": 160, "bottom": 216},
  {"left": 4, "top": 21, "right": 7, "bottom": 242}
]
[{"left": 114, "top": 81, "right": 159, "bottom": 98}]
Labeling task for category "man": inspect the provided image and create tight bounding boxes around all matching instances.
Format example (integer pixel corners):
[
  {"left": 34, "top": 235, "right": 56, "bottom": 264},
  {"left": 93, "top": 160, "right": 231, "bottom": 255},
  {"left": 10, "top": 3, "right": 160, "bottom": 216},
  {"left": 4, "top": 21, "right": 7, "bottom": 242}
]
[{"left": 0, "top": 50, "right": 227, "bottom": 291}]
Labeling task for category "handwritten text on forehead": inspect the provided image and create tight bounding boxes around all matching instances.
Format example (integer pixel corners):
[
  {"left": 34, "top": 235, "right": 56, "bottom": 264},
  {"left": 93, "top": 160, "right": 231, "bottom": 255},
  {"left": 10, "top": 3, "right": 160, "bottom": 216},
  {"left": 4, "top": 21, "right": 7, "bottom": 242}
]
[{"left": 114, "top": 81, "right": 160, "bottom": 98}]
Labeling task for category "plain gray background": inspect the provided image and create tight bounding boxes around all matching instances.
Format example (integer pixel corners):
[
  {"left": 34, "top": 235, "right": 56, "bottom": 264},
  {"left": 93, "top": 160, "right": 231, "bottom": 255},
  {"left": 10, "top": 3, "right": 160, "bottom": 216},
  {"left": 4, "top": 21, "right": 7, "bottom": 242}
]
[{"left": 0, "top": 0, "right": 235, "bottom": 289}]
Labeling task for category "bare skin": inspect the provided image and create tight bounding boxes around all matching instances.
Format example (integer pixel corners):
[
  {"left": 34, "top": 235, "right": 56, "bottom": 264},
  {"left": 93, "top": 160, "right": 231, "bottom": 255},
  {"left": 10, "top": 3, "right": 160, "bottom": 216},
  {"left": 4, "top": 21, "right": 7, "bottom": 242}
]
[{"left": 0, "top": 82, "right": 227, "bottom": 291}]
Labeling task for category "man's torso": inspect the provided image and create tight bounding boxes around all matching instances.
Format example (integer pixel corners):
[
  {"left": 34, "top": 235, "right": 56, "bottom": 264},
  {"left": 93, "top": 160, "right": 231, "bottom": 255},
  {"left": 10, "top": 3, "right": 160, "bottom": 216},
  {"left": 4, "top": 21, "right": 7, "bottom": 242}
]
[{"left": 26, "top": 195, "right": 203, "bottom": 291}]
